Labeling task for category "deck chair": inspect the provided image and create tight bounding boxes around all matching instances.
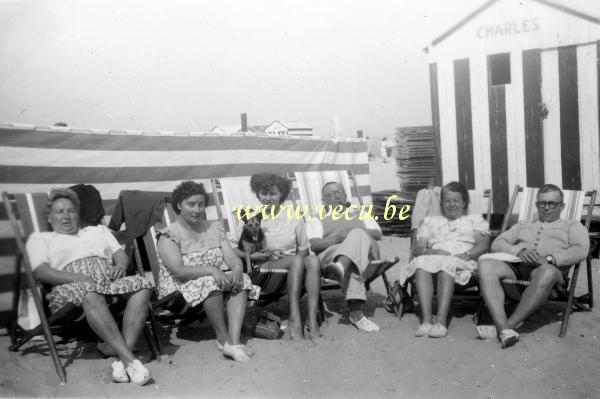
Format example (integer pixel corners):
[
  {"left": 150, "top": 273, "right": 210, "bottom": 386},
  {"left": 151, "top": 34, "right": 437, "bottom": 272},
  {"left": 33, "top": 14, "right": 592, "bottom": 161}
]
[
  {"left": 496, "top": 185, "right": 597, "bottom": 337},
  {"left": 130, "top": 195, "right": 210, "bottom": 330},
  {"left": 211, "top": 177, "right": 289, "bottom": 306},
  {"left": 402, "top": 187, "right": 493, "bottom": 320},
  {"left": 289, "top": 170, "right": 400, "bottom": 319},
  {"left": 1, "top": 191, "right": 160, "bottom": 383}
]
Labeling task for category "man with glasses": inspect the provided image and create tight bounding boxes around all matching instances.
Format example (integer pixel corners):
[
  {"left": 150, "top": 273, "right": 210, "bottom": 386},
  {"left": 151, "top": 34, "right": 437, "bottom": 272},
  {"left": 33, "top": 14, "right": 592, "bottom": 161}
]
[
  {"left": 306, "top": 182, "right": 383, "bottom": 332},
  {"left": 478, "top": 184, "right": 589, "bottom": 348}
]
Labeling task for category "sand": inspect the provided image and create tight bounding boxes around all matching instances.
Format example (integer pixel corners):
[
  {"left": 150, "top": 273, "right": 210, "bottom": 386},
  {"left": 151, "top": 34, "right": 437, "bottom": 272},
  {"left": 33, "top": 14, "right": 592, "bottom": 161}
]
[{"left": 1, "top": 159, "right": 599, "bottom": 398}]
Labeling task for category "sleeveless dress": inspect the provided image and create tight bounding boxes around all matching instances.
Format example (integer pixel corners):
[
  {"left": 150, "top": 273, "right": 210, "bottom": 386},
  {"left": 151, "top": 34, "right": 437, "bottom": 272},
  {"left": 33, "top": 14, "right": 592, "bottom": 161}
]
[{"left": 157, "top": 221, "right": 260, "bottom": 307}]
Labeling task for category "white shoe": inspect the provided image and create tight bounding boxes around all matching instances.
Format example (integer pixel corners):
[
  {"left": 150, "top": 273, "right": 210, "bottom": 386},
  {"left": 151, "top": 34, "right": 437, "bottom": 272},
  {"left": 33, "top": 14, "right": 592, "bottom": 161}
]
[
  {"left": 126, "top": 359, "right": 151, "bottom": 386},
  {"left": 414, "top": 323, "right": 432, "bottom": 337},
  {"left": 349, "top": 315, "right": 380, "bottom": 332},
  {"left": 223, "top": 342, "right": 251, "bottom": 362},
  {"left": 111, "top": 360, "right": 129, "bottom": 383},
  {"left": 217, "top": 340, "right": 254, "bottom": 357}
]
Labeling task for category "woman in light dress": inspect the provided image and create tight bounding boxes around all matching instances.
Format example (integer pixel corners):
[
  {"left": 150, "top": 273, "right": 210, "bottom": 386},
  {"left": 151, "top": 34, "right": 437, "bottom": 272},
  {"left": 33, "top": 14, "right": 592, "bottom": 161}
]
[{"left": 399, "top": 181, "right": 489, "bottom": 338}]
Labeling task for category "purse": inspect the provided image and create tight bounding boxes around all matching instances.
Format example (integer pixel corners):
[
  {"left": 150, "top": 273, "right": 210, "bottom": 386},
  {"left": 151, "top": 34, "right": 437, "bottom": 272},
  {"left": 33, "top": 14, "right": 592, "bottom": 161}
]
[{"left": 253, "top": 311, "right": 282, "bottom": 340}]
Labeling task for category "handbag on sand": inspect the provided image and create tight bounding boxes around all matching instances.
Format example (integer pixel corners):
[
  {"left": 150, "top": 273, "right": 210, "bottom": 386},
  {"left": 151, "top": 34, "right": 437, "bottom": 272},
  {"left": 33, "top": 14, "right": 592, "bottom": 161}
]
[{"left": 253, "top": 311, "right": 282, "bottom": 340}]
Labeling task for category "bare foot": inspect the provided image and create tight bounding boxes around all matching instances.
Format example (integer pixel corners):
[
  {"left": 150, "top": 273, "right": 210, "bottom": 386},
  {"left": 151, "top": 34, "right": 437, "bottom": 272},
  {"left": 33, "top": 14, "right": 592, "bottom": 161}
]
[
  {"left": 305, "top": 323, "right": 323, "bottom": 340},
  {"left": 289, "top": 320, "right": 303, "bottom": 340}
]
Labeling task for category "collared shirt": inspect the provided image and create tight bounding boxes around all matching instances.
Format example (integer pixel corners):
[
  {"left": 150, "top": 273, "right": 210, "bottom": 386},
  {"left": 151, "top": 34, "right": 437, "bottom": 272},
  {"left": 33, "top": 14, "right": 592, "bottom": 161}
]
[{"left": 491, "top": 219, "right": 589, "bottom": 267}]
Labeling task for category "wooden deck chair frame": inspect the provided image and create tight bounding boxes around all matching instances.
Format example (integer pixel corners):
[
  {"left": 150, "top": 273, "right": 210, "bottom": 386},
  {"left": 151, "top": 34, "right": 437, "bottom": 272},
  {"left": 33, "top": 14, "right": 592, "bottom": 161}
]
[
  {"left": 131, "top": 197, "right": 206, "bottom": 334},
  {"left": 210, "top": 178, "right": 290, "bottom": 308},
  {"left": 1, "top": 191, "right": 160, "bottom": 383},
  {"left": 495, "top": 185, "right": 597, "bottom": 337},
  {"left": 287, "top": 170, "right": 400, "bottom": 320},
  {"left": 404, "top": 188, "right": 493, "bottom": 320}
]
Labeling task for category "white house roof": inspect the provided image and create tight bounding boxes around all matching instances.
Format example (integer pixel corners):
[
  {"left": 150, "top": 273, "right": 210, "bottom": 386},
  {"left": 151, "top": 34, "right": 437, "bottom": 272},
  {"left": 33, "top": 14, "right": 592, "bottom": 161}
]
[{"left": 267, "top": 120, "right": 313, "bottom": 131}]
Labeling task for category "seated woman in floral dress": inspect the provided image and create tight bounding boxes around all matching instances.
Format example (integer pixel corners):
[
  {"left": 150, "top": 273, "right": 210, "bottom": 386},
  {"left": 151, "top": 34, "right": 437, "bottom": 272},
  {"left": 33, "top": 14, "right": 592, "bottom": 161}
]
[
  {"left": 156, "top": 181, "right": 260, "bottom": 362},
  {"left": 26, "top": 188, "right": 153, "bottom": 385},
  {"left": 399, "top": 181, "right": 490, "bottom": 338}
]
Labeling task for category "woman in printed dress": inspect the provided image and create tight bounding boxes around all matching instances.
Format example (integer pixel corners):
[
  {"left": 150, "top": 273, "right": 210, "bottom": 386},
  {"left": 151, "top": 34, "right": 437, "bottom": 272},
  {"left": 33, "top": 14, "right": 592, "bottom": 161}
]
[
  {"left": 26, "top": 188, "right": 153, "bottom": 385},
  {"left": 246, "top": 173, "right": 322, "bottom": 340},
  {"left": 399, "top": 181, "right": 490, "bottom": 338},
  {"left": 156, "top": 181, "right": 260, "bottom": 362}
]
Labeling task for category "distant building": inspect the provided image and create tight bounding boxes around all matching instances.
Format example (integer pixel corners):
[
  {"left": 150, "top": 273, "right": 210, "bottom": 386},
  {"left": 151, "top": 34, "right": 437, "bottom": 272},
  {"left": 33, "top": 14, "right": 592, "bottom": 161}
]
[
  {"left": 209, "top": 124, "right": 269, "bottom": 135},
  {"left": 264, "top": 120, "right": 313, "bottom": 136}
]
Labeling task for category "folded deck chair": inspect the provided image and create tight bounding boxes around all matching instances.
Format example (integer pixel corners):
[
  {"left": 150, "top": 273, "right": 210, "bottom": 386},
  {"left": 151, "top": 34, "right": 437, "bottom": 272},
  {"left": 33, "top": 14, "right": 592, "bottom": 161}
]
[
  {"left": 289, "top": 170, "right": 400, "bottom": 318},
  {"left": 496, "top": 185, "right": 596, "bottom": 337},
  {"left": 212, "top": 177, "right": 289, "bottom": 306},
  {"left": 1, "top": 191, "right": 160, "bottom": 383},
  {"left": 404, "top": 187, "right": 493, "bottom": 320}
]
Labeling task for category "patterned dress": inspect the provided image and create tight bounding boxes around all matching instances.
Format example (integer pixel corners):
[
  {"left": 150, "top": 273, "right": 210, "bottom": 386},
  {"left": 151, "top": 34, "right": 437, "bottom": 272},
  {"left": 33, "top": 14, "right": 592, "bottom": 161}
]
[
  {"left": 25, "top": 226, "right": 153, "bottom": 313},
  {"left": 157, "top": 221, "right": 260, "bottom": 307},
  {"left": 399, "top": 214, "right": 489, "bottom": 285}
]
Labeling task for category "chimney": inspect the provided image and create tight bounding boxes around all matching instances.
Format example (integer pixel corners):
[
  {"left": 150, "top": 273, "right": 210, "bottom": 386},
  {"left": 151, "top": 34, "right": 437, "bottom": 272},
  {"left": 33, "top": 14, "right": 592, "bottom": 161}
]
[{"left": 241, "top": 113, "right": 248, "bottom": 132}]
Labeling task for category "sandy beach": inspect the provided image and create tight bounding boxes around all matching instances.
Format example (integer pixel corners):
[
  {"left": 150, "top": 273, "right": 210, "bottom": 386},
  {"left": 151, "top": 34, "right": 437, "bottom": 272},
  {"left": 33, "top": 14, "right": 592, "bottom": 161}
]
[{"left": 1, "top": 159, "right": 599, "bottom": 399}]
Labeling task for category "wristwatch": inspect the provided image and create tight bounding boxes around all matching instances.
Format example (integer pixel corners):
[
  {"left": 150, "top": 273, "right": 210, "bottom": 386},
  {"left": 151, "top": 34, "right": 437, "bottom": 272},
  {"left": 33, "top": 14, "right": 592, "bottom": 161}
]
[{"left": 546, "top": 255, "right": 554, "bottom": 265}]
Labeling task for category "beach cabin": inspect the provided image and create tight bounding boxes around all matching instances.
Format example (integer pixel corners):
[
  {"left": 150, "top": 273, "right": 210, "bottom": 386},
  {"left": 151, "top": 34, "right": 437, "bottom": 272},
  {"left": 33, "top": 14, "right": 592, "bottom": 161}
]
[{"left": 425, "top": 0, "right": 600, "bottom": 211}]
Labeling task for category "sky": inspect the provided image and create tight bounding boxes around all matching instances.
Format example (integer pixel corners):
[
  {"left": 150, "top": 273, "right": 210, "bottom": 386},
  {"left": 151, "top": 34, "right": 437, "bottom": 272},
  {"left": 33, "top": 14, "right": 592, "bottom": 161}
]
[{"left": 0, "top": 0, "right": 517, "bottom": 138}]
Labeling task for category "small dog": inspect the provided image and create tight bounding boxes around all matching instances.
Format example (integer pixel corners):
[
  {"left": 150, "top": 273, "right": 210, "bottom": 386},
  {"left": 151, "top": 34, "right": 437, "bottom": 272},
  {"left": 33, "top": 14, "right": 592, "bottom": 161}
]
[{"left": 237, "top": 212, "right": 265, "bottom": 272}]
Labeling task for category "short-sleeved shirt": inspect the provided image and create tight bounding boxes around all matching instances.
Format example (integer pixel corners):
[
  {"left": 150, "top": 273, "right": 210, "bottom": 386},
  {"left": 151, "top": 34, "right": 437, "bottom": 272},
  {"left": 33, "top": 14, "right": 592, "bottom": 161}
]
[
  {"left": 248, "top": 214, "right": 310, "bottom": 254},
  {"left": 26, "top": 225, "right": 121, "bottom": 271}
]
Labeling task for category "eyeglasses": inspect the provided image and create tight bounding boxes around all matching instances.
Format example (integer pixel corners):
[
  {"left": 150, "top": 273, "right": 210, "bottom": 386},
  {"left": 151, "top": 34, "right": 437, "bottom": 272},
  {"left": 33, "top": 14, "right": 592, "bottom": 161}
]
[
  {"left": 323, "top": 190, "right": 346, "bottom": 198},
  {"left": 535, "top": 201, "right": 563, "bottom": 209}
]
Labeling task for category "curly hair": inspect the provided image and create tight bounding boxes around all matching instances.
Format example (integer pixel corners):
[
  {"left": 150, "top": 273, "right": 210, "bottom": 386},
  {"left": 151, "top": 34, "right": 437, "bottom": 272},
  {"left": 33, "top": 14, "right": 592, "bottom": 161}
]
[
  {"left": 250, "top": 173, "right": 292, "bottom": 203},
  {"left": 171, "top": 181, "right": 209, "bottom": 214},
  {"left": 47, "top": 188, "right": 80, "bottom": 214},
  {"left": 440, "top": 181, "right": 470, "bottom": 213}
]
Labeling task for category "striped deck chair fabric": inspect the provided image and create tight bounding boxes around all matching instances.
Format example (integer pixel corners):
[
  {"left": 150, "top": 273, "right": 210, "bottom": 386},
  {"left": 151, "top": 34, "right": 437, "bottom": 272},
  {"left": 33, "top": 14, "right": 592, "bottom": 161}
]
[
  {"left": 294, "top": 170, "right": 359, "bottom": 217},
  {"left": 498, "top": 185, "right": 596, "bottom": 337},
  {"left": 516, "top": 187, "right": 585, "bottom": 223},
  {"left": 215, "top": 177, "right": 289, "bottom": 299},
  {"left": 11, "top": 193, "right": 48, "bottom": 330},
  {"left": 291, "top": 170, "right": 399, "bottom": 311}
]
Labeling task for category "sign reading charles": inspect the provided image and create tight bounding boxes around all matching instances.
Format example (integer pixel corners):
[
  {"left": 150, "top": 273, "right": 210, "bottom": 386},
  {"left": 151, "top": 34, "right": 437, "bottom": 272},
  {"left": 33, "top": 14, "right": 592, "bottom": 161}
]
[{"left": 476, "top": 18, "right": 540, "bottom": 38}]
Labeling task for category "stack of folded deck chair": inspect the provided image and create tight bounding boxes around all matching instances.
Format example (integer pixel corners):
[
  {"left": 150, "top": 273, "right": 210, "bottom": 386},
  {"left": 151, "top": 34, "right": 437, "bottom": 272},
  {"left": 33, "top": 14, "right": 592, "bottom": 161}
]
[
  {"left": 371, "top": 190, "right": 414, "bottom": 237},
  {"left": 394, "top": 126, "right": 437, "bottom": 194}
]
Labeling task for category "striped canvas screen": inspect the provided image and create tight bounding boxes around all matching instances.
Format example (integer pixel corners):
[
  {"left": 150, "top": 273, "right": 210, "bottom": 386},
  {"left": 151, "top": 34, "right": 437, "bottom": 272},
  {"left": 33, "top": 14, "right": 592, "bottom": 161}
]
[{"left": 0, "top": 125, "right": 370, "bottom": 326}]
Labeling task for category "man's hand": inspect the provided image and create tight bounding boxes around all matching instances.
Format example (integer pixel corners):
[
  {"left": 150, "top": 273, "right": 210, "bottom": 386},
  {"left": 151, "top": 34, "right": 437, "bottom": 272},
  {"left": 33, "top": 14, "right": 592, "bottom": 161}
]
[{"left": 517, "top": 248, "right": 540, "bottom": 264}]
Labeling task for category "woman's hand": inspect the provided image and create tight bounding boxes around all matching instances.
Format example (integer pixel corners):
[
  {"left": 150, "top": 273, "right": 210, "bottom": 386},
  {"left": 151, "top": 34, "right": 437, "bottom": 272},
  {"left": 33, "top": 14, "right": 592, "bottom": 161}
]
[
  {"left": 211, "top": 267, "right": 231, "bottom": 290},
  {"left": 71, "top": 273, "right": 94, "bottom": 284},
  {"left": 250, "top": 251, "right": 273, "bottom": 262},
  {"left": 108, "top": 265, "right": 126, "bottom": 281},
  {"left": 229, "top": 266, "right": 244, "bottom": 291},
  {"left": 455, "top": 252, "right": 472, "bottom": 261},
  {"left": 424, "top": 248, "right": 451, "bottom": 256}
]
